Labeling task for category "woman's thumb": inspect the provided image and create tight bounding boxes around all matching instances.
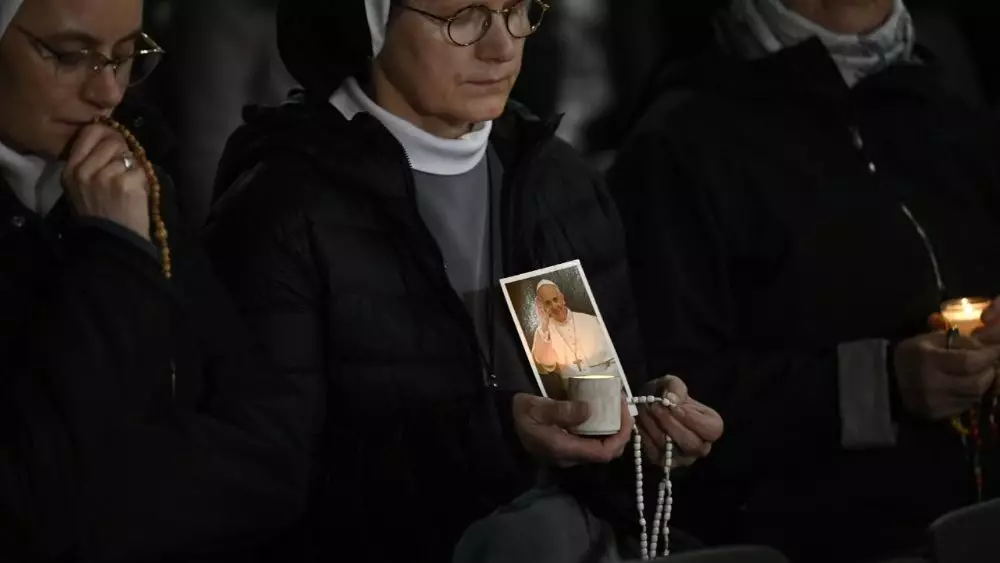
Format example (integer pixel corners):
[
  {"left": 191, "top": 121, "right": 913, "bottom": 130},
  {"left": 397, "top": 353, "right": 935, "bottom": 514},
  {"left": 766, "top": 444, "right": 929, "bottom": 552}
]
[{"left": 539, "top": 400, "right": 590, "bottom": 428}]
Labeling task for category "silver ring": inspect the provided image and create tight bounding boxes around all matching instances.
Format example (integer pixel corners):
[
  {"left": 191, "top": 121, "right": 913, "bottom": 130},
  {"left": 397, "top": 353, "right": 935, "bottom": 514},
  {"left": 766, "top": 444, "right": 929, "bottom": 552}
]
[{"left": 121, "top": 154, "right": 135, "bottom": 171}]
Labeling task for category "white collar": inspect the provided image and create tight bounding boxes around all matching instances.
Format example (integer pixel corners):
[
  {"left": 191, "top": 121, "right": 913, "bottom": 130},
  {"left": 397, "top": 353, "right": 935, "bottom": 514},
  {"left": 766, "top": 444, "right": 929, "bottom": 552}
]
[
  {"left": 0, "top": 140, "right": 63, "bottom": 216},
  {"left": 329, "top": 77, "right": 492, "bottom": 176}
]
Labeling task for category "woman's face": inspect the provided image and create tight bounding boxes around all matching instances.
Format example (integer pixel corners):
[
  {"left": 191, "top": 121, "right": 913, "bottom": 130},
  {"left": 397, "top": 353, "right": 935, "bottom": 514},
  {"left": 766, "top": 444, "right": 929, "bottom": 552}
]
[
  {"left": 0, "top": 0, "right": 142, "bottom": 158},
  {"left": 375, "top": 0, "right": 527, "bottom": 135}
]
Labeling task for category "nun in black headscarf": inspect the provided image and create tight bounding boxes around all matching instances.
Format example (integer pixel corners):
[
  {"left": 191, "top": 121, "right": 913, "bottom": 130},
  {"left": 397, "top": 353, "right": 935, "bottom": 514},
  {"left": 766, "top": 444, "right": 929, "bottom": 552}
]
[{"left": 207, "top": 0, "right": 722, "bottom": 562}]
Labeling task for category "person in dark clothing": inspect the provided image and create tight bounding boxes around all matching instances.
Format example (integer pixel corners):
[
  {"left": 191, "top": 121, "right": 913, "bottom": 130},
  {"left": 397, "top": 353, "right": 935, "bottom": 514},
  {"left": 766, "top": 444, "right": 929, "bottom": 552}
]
[
  {"left": 0, "top": 1, "right": 304, "bottom": 561},
  {"left": 205, "top": 1, "right": 723, "bottom": 562},
  {"left": 609, "top": 0, "right": 1000, "bottom": 562}
]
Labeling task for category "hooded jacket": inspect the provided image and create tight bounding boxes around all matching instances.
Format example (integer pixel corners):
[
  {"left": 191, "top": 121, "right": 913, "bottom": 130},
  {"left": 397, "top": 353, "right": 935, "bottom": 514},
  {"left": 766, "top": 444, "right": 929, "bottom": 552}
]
[
  {"left": 205, "top": 0, "right": 664, "bottom": 561},
  {"left": 0, "top": 2, "right": 304, "bottom": 561}
]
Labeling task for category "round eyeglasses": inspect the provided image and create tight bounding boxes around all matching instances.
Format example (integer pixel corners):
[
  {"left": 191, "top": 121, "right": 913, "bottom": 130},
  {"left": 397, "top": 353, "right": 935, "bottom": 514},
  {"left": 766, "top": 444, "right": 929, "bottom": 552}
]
[
  {"left": 14, "top": 25, "right": 165, "bottom": 88},
  {"left": 402, "top": 0, "right": 551, "bottom": 47}
]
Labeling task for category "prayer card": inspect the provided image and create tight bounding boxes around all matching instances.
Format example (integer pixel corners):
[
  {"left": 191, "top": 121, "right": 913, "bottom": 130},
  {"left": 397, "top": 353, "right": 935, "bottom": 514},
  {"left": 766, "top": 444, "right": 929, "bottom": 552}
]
[{"left": 500, "top": 260, "right": 637, "bottom": 415}]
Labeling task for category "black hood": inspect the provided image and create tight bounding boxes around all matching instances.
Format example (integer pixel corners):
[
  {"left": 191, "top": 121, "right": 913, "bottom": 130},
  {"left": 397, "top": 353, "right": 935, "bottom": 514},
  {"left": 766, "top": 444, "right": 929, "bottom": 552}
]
[
  {"left": 277, "top": 0, "right": 376, "bottom": 99},
  {"left": 212, "top": 93, "right": 355, "bottom": 197}
]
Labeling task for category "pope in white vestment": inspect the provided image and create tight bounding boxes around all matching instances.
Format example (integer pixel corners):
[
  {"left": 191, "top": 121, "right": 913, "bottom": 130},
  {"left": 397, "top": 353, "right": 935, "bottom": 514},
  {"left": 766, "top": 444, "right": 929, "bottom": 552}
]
[{"left": 530, "top": 279, "right": 617, "bottom": 397}]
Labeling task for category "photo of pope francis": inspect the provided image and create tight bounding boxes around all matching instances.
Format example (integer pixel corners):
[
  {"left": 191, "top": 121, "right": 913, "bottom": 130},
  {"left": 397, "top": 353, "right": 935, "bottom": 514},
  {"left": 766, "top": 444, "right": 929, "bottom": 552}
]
[{"left": 530, "top": 279, "right": 619, "bottom": 398}]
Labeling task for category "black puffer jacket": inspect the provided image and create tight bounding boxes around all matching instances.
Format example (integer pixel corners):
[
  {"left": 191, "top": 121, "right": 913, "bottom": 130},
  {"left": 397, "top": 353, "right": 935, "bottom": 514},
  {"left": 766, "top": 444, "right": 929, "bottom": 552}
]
[
  {"left": 205, "top": 86, "right": 658, "bottom": 561},
  {"left": 610, "top": 39, "right": 1000, "bottom": 563}
]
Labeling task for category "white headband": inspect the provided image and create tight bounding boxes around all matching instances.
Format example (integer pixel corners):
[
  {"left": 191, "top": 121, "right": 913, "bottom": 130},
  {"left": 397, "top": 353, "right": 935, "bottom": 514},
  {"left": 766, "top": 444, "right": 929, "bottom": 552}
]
[
  {"left": 365, "top": 0, "right": 391, "bottom": 57},
  {"left": 0, "top": 0, "right": 23, "bottom": 40}
]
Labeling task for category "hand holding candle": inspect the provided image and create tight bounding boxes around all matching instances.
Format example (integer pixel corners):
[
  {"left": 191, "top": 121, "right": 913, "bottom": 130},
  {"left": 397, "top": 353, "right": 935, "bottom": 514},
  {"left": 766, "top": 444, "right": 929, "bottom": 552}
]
[
  {"left": 894, "top": 331, "right": 1000, "bottom": 420},
  {"left": 939, "top": 298, "right": 991, "bottom": 336}
]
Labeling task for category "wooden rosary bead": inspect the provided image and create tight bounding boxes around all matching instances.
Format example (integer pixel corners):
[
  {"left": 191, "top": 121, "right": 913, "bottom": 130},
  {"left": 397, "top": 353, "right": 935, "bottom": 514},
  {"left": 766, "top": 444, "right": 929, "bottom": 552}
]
[{"left": 100, "top": 117, "right": 171, "bottom": 280}]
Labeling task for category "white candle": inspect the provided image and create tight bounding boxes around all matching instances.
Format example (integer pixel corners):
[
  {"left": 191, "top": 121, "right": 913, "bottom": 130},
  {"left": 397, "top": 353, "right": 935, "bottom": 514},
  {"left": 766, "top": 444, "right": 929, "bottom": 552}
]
[
  {"left": 567, "top": 374, "right": 622, "bottom": 436},
  {"left": 940, "top": 297, "right": 990, "bottom": 336}
]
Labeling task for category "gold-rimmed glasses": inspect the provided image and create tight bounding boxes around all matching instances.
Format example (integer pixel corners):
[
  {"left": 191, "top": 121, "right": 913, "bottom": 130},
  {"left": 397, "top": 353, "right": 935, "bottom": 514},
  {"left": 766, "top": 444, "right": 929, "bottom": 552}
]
[{"left": 14, "top": 25, "right": 165, "bottom": 87}]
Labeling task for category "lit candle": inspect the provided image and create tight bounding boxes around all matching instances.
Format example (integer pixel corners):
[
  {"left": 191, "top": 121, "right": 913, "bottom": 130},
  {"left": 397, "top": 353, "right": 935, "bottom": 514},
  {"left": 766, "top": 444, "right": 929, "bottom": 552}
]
[{"left": 940, "top": 297, "right": 991, "bottom": 336}]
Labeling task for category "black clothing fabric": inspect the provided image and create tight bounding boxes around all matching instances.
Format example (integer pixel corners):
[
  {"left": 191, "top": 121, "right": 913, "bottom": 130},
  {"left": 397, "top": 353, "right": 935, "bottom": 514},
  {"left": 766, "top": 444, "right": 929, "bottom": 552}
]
[
  {"left": 609, "top": 39, "right": 1000, "bottom": 563},
  {"left": 0, "top": 117, "right": 304, "bottom": 562},
  {"left": 205, "top": 91, "right": 657, "bottom": 562},
  {"left": 275, "top": 0, "right": 372, "bottom": 100}
]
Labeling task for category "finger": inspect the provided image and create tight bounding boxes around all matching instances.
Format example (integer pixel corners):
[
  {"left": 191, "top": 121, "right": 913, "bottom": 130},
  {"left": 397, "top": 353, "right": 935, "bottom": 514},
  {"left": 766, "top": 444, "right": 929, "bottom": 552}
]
[
  {"left": 677, "top": 400, "right": 725, "bottom": 443},
  {"left": 545, "top": 429, "right": 620, "bottom": 466},
  {"left": 928, "top": 312, "right": 949, "bottom": 332},
  {"left": 94, "top": 157, "right": 129, "bottom": 190},
  {"left": 933, "top": 346, "right": 1000, "bottom": 376},
  {"left": 647, "top": 404, "right": 708, "bottom": 457},
  {"left": 637, "top": 407, "right": 666, "bottom": 444},
  {"left": 534, "top": 399, "right": 590, "bottom": 429},
  {"left": 973, "top": 323, "right": 1000, "bottom": 346},
  {"left": 65, "top": 124, "right": 114, "bottom": 172},
  {"left": 661, "top": 375, "right": 689, "bottom": 405},
  {"left": 924, "top": 331, "right": 984, "bottom": 351},
  {"left": 940, "top": 368, "right": 995, "bottom": 401},
  {"left": 671, "top": 439, "right": 709, "bottom": 469},
  {"left": 982, "top": 299, "right": 999, "bottom": 324},
  {"left": 74, "top": 137, "right": 129, "bottom": 187},
  {"left": 636, "top": 420, "right": 664, "bottom": 465}
]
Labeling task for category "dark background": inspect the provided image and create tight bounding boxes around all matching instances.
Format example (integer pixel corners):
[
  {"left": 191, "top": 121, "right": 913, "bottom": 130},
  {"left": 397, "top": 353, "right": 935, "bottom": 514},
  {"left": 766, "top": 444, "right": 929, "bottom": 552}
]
[{"left": 129, "top": 0, "right": 1000, "bottom": 226}]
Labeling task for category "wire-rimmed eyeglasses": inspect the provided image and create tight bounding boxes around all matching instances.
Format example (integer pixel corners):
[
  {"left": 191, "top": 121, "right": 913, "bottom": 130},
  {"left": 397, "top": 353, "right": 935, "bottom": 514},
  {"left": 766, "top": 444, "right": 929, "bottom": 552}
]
[
  {"left": 402, "top": 0, "right": 551, "bottom": 47},
  {"left": 14, "top": 25, "right": 165, "bottom": 87}
]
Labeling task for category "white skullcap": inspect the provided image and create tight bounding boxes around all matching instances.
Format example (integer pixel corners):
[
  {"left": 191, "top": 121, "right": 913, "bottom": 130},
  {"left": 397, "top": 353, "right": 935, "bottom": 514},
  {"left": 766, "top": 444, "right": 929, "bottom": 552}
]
[
  {"left": 0, "top": 0, "right": 23, "bottom": 40},
  {"left": 536, "top": 279, "right": 559, "bottom": 291},
  {"left": 365, "top": 0, "right": 391, "bottom": 58}
]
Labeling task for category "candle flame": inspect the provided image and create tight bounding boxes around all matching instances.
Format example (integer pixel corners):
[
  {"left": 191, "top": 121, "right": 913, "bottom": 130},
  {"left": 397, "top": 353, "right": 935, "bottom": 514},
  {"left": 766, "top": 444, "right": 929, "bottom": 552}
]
[{"left": 963, "top": 298, "right": 974, "bottom": 315}]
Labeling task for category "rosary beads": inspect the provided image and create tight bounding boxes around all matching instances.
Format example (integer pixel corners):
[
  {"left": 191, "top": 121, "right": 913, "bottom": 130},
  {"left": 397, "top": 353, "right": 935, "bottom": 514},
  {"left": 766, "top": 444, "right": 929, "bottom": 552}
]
[
  {"left": 100, "top": 117, "right": 172, "bottom": 280},
  {"left": 627, "top": 395, "right": 676, "bottom": 560},
  {"left": 100, "top": 117, "right": 176, "bottom": 396}
]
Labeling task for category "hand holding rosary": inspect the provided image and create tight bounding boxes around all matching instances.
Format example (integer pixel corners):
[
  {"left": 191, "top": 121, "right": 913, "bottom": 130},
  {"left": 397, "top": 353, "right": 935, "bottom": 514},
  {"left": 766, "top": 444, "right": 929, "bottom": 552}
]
[
  {"left": 627, "top": 393, "right": 678, "bottom": 560},
  {"left": 60, "top": 117, "right": 176, "bottom": 394}
]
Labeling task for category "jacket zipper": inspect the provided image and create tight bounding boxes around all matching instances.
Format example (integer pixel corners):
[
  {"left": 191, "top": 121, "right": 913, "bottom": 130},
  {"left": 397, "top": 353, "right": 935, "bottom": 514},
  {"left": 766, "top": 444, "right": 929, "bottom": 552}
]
[
  {"left": 849, "top": 126, "right": 946, "bottom": 295},
  {"left": 898, "top": 203, "right": 946, "bottom": 294},
  {"left": 364, "top": 113, "right": 556, "bottom": 390},
  {"left": 394, "top": 143, "right": 496, "bottom": 388}
]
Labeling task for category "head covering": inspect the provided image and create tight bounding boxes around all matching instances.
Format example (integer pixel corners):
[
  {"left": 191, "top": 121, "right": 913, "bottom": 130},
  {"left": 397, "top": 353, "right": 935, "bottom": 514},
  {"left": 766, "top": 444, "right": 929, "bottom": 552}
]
[
  {"left": 365, "top": 0, "right": 391, "bottom": 57},
  {"left": 0, "top": 0, "right": 24, "bottom": 39},
  {"left": 0, "top": 0, "right": 64, "bottom": 216},
  {"left": 718, "top": 0, "right": 916, "bottom": 87},
  {"left": 537, "top": 279, "right": 558, "bottom": 291},
  {"left": 277, "top": 0, "right": 392, "bottom": 99}
]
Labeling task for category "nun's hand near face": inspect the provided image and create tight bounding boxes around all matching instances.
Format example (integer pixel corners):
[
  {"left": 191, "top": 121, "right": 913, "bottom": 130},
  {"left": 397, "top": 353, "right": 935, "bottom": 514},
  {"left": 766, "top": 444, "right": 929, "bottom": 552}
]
[
  {"left": 637, "top": 375, "right": 724, "bottom": 468},
  {"left": 62, "top": 123, "right": 150, "bottom": 241}
]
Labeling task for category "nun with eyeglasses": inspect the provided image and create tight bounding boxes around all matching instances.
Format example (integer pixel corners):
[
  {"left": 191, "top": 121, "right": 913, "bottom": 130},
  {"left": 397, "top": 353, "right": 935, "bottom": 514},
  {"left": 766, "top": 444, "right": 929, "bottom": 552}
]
[
  {"left": 206, "top": 1, "right": 723, "bottom": 562},
  {"left": 0, "top": 1, "right": 305, "bottom": 561}
]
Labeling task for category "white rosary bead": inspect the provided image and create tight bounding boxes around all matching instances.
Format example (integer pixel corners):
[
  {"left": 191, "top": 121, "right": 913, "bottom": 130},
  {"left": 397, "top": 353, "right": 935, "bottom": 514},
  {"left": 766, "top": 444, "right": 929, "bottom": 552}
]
[{"left": 631, "top": 397, "right": 674, "bottom": 560}]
